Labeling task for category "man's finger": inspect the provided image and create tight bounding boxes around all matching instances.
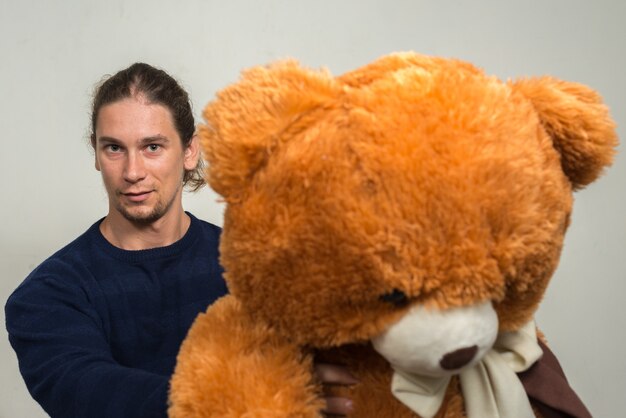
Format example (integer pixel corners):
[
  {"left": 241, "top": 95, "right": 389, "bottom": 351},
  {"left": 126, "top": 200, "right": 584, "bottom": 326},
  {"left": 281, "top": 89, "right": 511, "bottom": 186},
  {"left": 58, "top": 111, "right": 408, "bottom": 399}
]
[
  {"left": 323, "top": 396, "right": 353, "bottom": 415},
  {"left": 315, "top": 363, "right": 358, "bottom": 385}
]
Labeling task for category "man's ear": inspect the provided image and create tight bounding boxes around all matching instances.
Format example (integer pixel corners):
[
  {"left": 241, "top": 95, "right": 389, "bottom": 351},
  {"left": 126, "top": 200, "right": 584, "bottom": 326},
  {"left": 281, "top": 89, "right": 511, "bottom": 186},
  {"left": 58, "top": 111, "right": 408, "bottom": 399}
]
[
  {"left": 92, "top": 136, "right": 101, "bottom": 171},
  {"left": 511, "top": 76, "right": 618, "bottom": 189},
  {"left": 183, "top": 134, "right": 200, "bottom": 171},
  {"left": 199, "top": 60, "right": 340, "bottom": 200}
]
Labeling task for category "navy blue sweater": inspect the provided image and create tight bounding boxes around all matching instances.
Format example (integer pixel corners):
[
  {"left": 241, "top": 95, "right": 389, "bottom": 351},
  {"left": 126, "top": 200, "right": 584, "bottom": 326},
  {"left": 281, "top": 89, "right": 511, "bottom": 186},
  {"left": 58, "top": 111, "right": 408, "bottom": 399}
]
[{"left": 5, "top": 213, "right": 228, "bottom": 417}]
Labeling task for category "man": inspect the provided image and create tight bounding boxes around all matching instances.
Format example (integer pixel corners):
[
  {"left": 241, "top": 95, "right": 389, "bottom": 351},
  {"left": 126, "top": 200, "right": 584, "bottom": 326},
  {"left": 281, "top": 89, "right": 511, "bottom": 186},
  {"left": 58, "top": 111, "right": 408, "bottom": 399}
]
[{"left": 5, "top": 63, "right": 354, "bottom": 417}]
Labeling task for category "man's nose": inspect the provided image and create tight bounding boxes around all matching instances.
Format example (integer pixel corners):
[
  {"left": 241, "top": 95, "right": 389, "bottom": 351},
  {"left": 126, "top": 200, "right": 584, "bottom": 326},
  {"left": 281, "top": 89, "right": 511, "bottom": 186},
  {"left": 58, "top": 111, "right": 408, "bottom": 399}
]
[{"left": 124, "top": 153, "right": 147, "bottom": 183}]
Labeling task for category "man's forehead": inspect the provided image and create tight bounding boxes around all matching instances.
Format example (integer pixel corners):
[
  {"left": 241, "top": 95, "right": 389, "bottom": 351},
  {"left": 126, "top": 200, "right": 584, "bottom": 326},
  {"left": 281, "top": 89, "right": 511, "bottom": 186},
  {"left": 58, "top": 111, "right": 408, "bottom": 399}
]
[{"left": 95, "top": 98, "right": 180, "bottom": 142}]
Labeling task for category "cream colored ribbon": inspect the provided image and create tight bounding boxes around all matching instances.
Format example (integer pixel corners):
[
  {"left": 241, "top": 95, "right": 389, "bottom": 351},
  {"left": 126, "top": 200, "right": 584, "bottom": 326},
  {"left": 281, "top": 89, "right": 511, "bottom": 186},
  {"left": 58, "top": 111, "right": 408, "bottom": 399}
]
[{"left": 390, "top": 321, "right": 543, "bottom": 418}]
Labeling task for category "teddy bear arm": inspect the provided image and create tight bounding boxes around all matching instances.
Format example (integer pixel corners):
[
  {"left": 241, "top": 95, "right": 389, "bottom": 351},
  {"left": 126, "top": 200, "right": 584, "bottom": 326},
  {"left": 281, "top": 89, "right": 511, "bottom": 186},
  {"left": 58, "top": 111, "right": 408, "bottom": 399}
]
[{"left": 169, "top": 296, "right": 324, "bottom": 418}]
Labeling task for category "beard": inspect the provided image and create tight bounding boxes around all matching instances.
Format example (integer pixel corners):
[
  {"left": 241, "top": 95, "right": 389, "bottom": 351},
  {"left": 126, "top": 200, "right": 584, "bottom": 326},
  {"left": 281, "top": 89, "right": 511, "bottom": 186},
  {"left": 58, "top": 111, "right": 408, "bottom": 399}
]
[{"left": 115, "top": 188, "right": 178, "bottom": 225}]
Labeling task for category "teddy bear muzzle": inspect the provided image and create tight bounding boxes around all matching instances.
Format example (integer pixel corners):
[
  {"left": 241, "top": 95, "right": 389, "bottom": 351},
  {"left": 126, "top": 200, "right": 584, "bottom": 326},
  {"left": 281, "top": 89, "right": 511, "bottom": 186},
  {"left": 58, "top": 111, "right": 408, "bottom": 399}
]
[{"left": 371, "top": 302, "right": 498, "bottom": 377}]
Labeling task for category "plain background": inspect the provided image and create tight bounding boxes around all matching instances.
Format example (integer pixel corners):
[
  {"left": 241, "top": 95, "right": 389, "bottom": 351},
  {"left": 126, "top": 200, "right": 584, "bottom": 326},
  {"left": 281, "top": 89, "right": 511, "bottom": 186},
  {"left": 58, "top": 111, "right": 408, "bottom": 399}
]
[{"left": 1, "top": 1, "right": 624, "bottom": 417}]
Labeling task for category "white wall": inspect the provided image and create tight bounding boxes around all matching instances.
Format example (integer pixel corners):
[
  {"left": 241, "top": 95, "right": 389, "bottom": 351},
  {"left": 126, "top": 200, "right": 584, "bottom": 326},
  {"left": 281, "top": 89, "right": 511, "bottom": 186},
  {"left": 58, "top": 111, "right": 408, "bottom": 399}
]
[{"left": 1, "top": 0, "right": 624, "bottom": 416}]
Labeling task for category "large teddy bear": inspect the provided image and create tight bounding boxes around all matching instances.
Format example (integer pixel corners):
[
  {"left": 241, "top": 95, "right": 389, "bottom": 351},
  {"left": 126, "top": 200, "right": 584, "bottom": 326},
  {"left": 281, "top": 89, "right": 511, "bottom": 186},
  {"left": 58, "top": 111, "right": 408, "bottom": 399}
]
[{"left": 169, "top": 52, "right": 618, "bottom": 418}]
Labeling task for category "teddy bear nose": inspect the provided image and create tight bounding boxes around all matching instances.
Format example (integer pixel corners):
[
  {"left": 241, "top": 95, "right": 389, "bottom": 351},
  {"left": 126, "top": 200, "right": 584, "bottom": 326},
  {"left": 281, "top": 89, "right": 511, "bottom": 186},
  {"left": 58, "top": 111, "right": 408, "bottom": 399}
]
[{"left": 439, "top": 345, "right": 478, "bottom": 370}]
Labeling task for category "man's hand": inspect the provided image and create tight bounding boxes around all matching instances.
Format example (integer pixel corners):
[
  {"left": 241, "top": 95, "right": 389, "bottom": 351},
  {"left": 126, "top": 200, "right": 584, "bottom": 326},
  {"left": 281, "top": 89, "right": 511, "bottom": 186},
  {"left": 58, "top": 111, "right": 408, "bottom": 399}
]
[{"left": 315, "top": 363, "right": 358, "bottom": 416}]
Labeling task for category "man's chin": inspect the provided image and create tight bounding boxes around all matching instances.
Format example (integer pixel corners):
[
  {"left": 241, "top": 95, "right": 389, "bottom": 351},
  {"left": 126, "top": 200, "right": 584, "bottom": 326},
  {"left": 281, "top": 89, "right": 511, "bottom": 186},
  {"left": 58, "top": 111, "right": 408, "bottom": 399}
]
[{"left": 119, "top": 206, "right": 164, "bottom": 225}]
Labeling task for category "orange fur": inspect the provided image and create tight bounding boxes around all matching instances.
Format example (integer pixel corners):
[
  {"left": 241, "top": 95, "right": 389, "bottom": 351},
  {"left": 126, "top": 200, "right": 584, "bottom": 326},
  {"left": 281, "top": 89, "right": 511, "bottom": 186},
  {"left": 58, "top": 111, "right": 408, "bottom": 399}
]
[
  {"left": 169, "top": 297, "right": 324, "bottom": 417},
  {"left": 169, "top": 52, "right": 618, "bottom": 417}
]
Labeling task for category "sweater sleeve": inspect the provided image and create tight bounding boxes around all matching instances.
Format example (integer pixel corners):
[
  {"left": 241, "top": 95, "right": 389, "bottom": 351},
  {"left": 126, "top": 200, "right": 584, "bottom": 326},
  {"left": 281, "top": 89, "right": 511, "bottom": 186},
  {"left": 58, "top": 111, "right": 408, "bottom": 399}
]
[{"left": 5, "top": 272, "right": 169, "bottom": 418}]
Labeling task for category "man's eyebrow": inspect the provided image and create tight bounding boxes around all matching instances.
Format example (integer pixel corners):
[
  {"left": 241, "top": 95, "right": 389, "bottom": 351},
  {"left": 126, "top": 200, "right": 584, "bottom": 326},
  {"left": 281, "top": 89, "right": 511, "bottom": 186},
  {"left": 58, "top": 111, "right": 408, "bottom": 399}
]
[
  {"left": 139, "top": 135, "right": 170, "bottom": 145},
  {"left": 97, "top": 136, "right": 122, "bottom": 144},
  {"left": 96, "top": 136, "right": 122, "bottom": 145}
]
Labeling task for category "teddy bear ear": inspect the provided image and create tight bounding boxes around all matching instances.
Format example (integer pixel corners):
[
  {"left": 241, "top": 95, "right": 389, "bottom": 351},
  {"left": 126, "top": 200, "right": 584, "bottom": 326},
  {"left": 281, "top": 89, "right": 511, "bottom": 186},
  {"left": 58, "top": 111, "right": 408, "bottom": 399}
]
[
  {"left": 200, "top": 60, "right": 339, "bottom": 199},
  {"left": 511, "top": 76, "right": 618, "bottom": 189}
]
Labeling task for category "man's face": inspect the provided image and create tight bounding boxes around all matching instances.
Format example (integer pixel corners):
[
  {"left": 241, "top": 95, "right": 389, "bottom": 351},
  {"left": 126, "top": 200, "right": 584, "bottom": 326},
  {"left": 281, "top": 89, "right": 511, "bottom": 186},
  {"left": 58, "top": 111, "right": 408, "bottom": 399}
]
[{"left": 94, "top": 95, "right": 198, "bottom": 225}]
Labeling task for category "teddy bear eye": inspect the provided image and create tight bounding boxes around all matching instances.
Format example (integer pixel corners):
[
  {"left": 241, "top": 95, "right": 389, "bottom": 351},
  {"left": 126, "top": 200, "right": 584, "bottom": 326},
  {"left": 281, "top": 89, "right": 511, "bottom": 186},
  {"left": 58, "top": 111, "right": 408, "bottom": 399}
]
[{"left": 379, "top": 289, "right": 409, "bottom": 307}]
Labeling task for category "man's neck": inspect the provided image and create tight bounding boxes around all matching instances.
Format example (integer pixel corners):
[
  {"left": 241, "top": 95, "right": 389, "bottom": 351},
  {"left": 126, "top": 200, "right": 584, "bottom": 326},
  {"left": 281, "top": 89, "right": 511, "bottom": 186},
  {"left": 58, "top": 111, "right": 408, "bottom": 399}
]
[{"left": 100, "top": 207, "right": 191, "bottom": 251}]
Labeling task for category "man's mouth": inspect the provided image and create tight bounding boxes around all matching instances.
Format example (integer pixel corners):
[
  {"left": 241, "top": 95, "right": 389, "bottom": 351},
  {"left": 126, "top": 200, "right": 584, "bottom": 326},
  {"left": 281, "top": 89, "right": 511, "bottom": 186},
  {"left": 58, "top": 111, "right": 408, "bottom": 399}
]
[{"left": 122, "top": 190, "right": 153, "bottom": 203}]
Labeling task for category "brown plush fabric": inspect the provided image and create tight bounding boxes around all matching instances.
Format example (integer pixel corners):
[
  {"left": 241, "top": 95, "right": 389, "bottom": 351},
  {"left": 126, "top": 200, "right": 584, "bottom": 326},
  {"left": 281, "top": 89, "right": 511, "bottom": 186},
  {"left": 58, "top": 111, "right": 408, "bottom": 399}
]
[
  {"left": 169, "top": 52, "right": 617, "bottom": 417},
  {"left": 522, "top": 341, "right": 593, "bottom": 418}
]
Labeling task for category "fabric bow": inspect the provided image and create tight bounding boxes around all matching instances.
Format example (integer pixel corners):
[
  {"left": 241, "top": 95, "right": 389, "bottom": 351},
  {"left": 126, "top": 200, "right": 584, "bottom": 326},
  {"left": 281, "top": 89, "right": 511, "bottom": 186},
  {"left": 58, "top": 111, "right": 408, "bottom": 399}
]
[{"left": 390, "top": 321, "right": 542, "bottom": 418}]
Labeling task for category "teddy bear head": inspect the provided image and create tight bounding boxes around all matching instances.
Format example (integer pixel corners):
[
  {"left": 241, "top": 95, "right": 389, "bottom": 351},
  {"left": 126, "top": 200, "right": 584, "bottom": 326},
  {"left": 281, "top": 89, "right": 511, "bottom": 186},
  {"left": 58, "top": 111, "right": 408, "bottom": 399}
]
[{"left": 199, "top": 53, "right": 616, "bottom": 369}]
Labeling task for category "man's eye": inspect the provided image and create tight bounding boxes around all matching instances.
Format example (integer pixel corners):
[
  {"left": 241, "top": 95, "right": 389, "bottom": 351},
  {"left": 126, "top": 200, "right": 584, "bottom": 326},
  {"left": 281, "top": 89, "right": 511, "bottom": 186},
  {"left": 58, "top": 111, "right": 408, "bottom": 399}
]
[
  {"left": 107, "top": 145, "right": 121, "bottom": 152},
  {"left": 147, "top": 144, "right": 160, "bottom": 152}
]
